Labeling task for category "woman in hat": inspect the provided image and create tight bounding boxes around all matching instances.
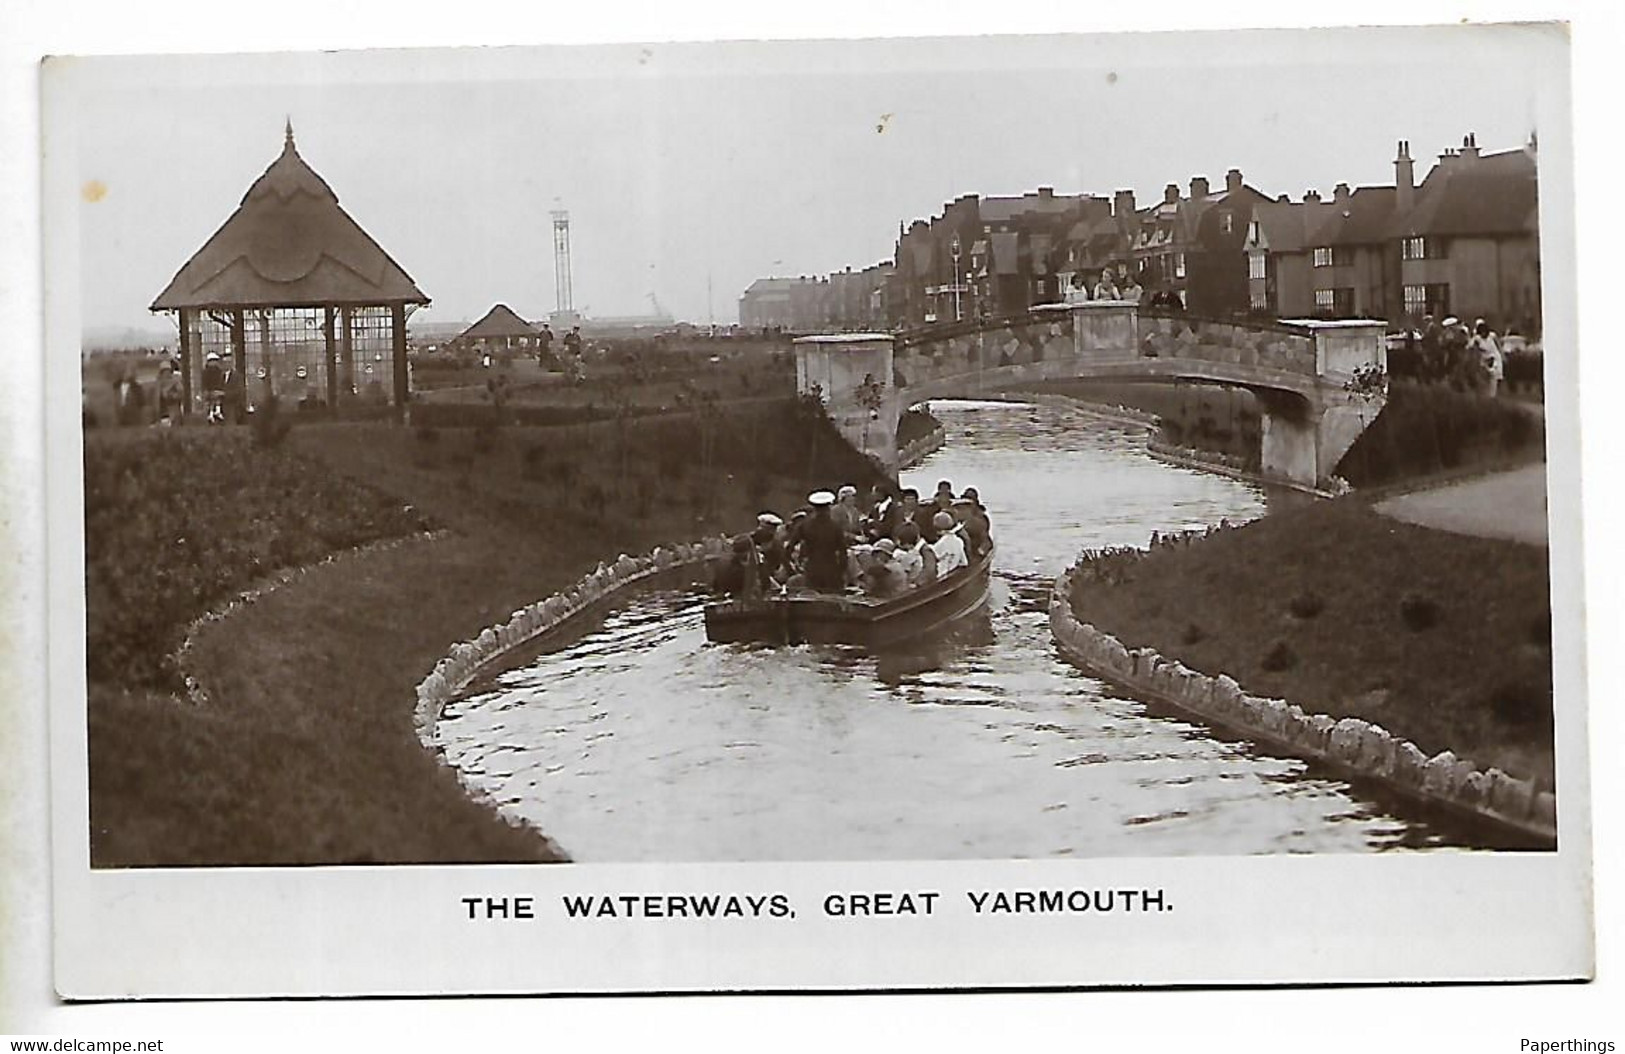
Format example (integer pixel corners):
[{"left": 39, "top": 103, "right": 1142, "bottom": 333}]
[{"left": 930, "top": 511, "right": 968, "bottom": 576}]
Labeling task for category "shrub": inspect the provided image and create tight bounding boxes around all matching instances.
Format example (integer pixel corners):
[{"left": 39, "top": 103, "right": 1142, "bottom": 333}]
[
  {"left": 250, "top": 395, "right": 293, "bottom": 449},
  {"left": 1399, "top": 591, "right": 1442, "bottom": 632},
  {"left": 1287, "top": 590, "right": 1325, "bottom": 620},
  {"left": 1486, "top": 671, "right": 1553, "bottom": 731},
  {"left": 1260, "top": 638, "right": 1297, "bottom": 672}
]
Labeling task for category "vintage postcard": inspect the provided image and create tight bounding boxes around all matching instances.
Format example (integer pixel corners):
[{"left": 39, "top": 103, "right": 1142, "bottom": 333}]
[{"left": 43, "top": 23, "right": 1591, "bottom": 997}]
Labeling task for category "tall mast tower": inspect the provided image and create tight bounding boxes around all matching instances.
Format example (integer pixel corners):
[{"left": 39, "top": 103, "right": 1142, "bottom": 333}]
[{"left": 550, "top": 209, "right": 574, "bottom": 315}]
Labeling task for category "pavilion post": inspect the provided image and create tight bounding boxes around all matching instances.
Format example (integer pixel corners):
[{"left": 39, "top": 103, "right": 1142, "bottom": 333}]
[
  {"left": 340, "top": 307, "right": 354, "bottom": 404},
  {"left": 323, "top": 306, "right": 338, "bottom": 410},
  {"left": 391, "top": 302, "right": 409, "bottom": 421},
  {"left": 177, "top": 309, "right": 193, "bottom": 416},
  {"left": 230, "top": 309, "right": 247, "bottom": 420}
]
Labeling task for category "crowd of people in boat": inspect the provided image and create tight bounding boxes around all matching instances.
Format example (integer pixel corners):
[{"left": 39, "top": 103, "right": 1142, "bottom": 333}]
[{"left": 712, "top": 480, "right": 992, "bottom": 602}]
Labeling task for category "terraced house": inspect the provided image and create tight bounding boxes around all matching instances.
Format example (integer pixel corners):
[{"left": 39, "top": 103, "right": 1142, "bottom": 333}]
[{"left": 1244, "top": 134, "right": 1540, "bottom": 332}]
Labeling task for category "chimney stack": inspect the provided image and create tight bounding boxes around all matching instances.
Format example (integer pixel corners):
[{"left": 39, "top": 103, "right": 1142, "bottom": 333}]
[
  {"left": 1190, "top": 176, "right": 1210, "bottom": 199},
  {"left": 1461, "top": 131, "right": 1480, "bottom": 159},
  {"left": 1164, "top": 183, "right": 1180, "bottom": 204},
  {"left": 1225, "top": 168, "right": 1244, "bottom": 195},
  {"left": 1036, "top": 186, "right": 1054, "bottom": 198},
  {"left": 1395, "top": 139, "right": 1415, "bottom": 212},
  {"left": 1113, "top": 189, "right": 1137, "bottom": 219},
  {"left": 1334, "top": 182, "right": 1352, "bottom": 205},
  {"left": 1304, "top": 189, "right": 1321, "bottom": 204}
]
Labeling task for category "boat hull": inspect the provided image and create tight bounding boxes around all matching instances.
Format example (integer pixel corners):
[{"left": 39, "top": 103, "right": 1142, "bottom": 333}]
[{"left": 703, "top": 549, "right": 994, "bottom": 648}]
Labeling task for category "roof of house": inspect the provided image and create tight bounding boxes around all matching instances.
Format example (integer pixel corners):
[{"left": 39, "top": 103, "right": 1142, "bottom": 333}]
[
  {"left": 458, "top": 304, "right": 538, "bottom": 340},
  {"left": 1391, "top": 147, "right": 1538, "bottom": 238},
  {"left": 151, "top": 125, "right": 428, "bottom": 311},
  {"left": 1310, "top": 186, "right": 1399, "bottom": 246},
  {"left": 1249, "top": 199, "right": 1313, "bottom": 254}
]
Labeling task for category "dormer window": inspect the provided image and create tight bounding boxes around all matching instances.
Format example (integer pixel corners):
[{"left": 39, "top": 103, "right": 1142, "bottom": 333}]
[{"left": 1313, "top": 247, "right": 1334, "bottom": 267}]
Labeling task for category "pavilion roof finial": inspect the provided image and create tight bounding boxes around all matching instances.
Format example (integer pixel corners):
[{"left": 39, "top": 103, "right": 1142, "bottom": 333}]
[{"left": 285, "top": 117, "right": 295, "bottom": 150}]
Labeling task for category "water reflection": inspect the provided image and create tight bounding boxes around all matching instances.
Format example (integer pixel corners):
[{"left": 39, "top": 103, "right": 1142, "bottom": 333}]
[{"left": 436, "top": 400, "right": 1455, "bottom": 861}]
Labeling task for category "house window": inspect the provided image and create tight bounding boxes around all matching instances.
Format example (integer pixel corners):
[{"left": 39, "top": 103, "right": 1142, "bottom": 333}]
[
  {"left": 1221, "top": 213, "right": 1233, "bottom": 234},
  {"left": 1403, "top": 236, "right": 1446, "bottom": 260},
  {"left": 1248, "top": 252, "right": 1267, "bottom": 281},
  {"left": 1246, "top": 219, "right": 1260, "bottom": 242},
  {"left": 1314, "top": 288, "right": 1335, "bottom": 312},
  {"left": 1250, "top": 286, "right": 1269, "bottom": 311},
  {"left": 1174, "top": 253, "right": 1186, "bottom": 279},
  {"left": 1313, "top": 247, "right": 1333, "bottom": 267},
  {"left": 1403, "top": 283, "right": 1451, "bottom": 317}
]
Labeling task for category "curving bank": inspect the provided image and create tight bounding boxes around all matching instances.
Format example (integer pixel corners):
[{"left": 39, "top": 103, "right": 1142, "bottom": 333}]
[{"left": 1049, "top": 533, "right": 1557, "bottom": 846}]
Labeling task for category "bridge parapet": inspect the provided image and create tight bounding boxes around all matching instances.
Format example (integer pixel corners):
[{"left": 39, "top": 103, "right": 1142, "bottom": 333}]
[{"left": 797, "top": 305, "right": 1387, "bottom": 488}]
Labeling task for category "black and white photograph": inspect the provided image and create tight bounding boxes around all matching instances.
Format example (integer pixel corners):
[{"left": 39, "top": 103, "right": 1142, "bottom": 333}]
[{"left": 23, "top": 12, "right": 1602, "bottom": 1009}]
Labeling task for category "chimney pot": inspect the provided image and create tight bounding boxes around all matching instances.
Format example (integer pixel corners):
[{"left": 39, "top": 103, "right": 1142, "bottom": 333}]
[{"left": 1305, "top": 189, "right": 1321, "bottom": 203}]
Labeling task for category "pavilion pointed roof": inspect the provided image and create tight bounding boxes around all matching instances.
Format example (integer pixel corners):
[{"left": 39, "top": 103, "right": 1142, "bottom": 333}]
[
  {"left": 458, "top": 303, "right": 539, "bottom": 340},
  {"left": 151, "top": 124, "right": 429, "bottom": 311}
]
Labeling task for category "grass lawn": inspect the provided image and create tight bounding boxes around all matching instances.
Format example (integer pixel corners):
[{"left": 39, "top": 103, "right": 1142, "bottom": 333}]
[
  {"left": 1068, "top": 498, "right": 1555, "bottom": 787},
  {"left": 87, "top": 399, "right": 883, "bottom": 866}
]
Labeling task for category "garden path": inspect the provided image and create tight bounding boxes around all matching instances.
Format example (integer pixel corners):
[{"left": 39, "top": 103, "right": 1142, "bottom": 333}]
[{"left": 1374, "top": 462, "right": 1549, "bottom": 546}]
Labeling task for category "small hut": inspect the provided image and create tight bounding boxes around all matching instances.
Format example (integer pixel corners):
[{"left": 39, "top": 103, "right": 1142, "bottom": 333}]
[
  {"left": 150, "top": 122, "right": 429, "bottom": 417},
  {"left": 455, "top": 303, "right": 542, "bottom": 363}
]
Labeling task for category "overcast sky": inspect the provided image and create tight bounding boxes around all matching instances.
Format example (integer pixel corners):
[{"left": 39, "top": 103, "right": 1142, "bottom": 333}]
[{"left": 57, "top": 23, "right": 1564, "bottom": 334}]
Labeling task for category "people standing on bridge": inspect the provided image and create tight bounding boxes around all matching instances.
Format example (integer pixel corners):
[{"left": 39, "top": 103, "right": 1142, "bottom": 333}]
[
  {"left": 796, "top": 490, "right": 848, "bottom": 593},
  {"left": 1092, "top": 271, "right": 1121, "bottom": 301},
  {"left": 1120, "top": 275, "right": 1143, "bottom": 304},
  {"left": 1469, "top": 320, "right": 1504, "bottom": 398}
]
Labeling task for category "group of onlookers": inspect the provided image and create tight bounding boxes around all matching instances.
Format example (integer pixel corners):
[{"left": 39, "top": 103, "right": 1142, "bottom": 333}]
[
  {"left": 1406, "top": 315, "right": 1508, "bottom": 396},
  {"left": 712, "top": 479, "right": 993, "bottom": 601}
]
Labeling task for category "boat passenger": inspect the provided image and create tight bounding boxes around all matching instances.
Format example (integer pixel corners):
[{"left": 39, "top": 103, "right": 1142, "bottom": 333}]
[
  {"left": 954, "top": 497, "right": 992, "bottom": 560},
  {"left": 797, "top": 490, "right": 848, "bottom": 593},
  {"left": 880, "top": 487, "right": 920, "bottom": 539},
  {"left": 712, "top": 535, "right": 763, "bottom": 598},
  {"left": 893, "top": 522, "right": 936, "bottom": 587},
  {"left": 751, "top": 513, "right": 787, "bottom": 585},
  {"left": 831, "top": 484, "right": 864, "bottom": 539},
  {"left": 859, "top": 540, "right": 908, "bottom": 599},
  {"left": 930, "top": 511, "right": 969, "bottom": 576}
]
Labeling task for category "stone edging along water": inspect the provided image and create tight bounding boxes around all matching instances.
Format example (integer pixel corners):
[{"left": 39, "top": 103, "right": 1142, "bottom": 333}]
[
  {"left": 411, "top": 536, "right": 730, "bottom": 741},
  {"left": 172, "top": 529, "right": 448, "bottom": 706},
  {"left": 897, "top": 425, "right": 946, "bottom": 470},
  {"left": 1047, "top": 553, "right": 1558, "bottom": 846}
]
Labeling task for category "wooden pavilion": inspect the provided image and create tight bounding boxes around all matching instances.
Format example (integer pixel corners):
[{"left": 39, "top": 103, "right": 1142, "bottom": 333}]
[
  {"left": 455, "top": 303, "right": 542, "bottom": 361},
  {"left": 150, "top": 122, "right": 429, "bottom": 418}
]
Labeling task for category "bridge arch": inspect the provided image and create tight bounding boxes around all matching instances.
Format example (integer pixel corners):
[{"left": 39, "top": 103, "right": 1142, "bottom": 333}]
[{"left": 795, "top": 304, "right": 1387, "bottom": 490}]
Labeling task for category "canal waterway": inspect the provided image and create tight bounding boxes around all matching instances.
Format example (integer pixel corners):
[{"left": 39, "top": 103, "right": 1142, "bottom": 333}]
[{"left": 434, "top": 399, "right": 1459, "bottom": 861}]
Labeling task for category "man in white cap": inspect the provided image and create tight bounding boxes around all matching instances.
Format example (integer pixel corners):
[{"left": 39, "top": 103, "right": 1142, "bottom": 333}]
[
  {"left": 930, "top": 510, "right": 968, "bottom": 576},
  {"left": 751, "top": 512, "right": 787, "bottom": 586},
  {"left": 797, "top": 491, "right": 848, "bottom": 592}
]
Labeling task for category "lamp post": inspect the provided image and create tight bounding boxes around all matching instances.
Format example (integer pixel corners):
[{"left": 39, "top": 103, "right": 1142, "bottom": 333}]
[{"left": 950, "top": 234, "right": 963, "bottom": 322}]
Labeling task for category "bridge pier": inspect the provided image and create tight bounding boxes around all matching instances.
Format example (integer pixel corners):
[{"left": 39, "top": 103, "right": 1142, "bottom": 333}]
[{"left": 794, "top": 333, "right": 900, "bottom": 474}]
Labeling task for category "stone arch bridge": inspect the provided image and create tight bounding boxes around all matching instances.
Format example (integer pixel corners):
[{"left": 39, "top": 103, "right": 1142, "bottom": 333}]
[{"left": 794, "top": 302, "right": 1387, "bottom": 489}]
